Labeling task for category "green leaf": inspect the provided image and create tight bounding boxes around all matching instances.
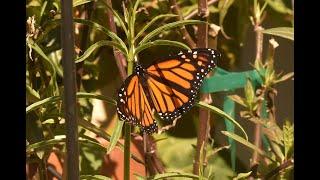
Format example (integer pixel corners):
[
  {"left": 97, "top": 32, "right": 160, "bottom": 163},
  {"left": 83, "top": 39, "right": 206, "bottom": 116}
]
[
  {"left": 233, "top": 171, "right": 252, "bottom": 180},
  {"left": 39, "top": 1, "right": 48, "bottom": 20},
  {"left": 221, "top": 131, "right": 274, "bottom": 162},
  {"left": 26, "top": 92, "right": 116, "bottom": 113},
  {"left": 74, "top": 18, "right": 127, "bottom": 50},
  {"left": 26, "top": 85, "right": 40, "bottom": 100},
  {"left": 228, "top": 95, "right": 247, "bottom": 108},
  {"left": 73, "top": 0, "right": 95, "bottom": 7},
  {"left": 275, "top": 72, "right": 294, "bottom": 84},
  {"left": 244, "top": 79, "right": 255, "bottom": 110},
  {"left": 150, "top": 172, "right": 205, "bottom": 180},
  {"left": 107, "top": 120, "right": 124, "bottom": 154},
  {"left": 218, "top": 0, "right": 235, "bottom": 38},
  {"left": 135, "top": 40, "right": 190, "bottom": 56},
  {"left": 42, "top": 119, "right": 55, "bottom": 124},
  {"left": 80, "top": 175, "right": 112, "bottom": 180},
  {"left": 75, "top": 40, "right": 128, "bottom": 63},
  {"left": 283, "top": 120, "right": 294, "bottom": 158},
  {"left": 26, "top": 135, "right": 106, "bottom": 154},
  {"left": 264, "top": 0, "right": 293, "bottom": 15},
  {"left": 196, "top": 101, "right": 248, "bottom": 141},
  {"left": 262, "top": 27, "right": 294, "bottom": 41},
  {"left": 135, "top": 14, "right": 178, "bottom": 41},
  {"left": 139, "top": 20, "right": 205, "bottom": 45}
]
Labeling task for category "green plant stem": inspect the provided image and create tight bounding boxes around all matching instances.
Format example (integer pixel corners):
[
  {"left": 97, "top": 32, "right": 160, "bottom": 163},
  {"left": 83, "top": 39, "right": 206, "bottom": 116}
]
[
  {"left": 124, "top": 58, "right": 134, "bottom": 180},
  {"left": 124, "top": 123, "right": 131, "bottom": 180}
]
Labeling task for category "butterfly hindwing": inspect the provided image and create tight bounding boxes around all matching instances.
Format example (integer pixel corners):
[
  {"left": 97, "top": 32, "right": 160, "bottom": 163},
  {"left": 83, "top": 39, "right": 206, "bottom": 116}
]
[{"left": 117, "top": 74, "right": 158, "bottom": 133}]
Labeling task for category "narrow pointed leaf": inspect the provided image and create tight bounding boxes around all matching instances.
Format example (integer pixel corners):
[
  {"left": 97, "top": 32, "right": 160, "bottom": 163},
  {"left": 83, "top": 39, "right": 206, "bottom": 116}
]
[
  {"left": 221, "top": 131, "right": 274, "bottom": 161},
  {"left": 75, "top": 40, "right": 127, "bottom": 63},
  {"left": 74, "top": 18, "right": 127, "bottom": 49},
  {"left": 135, "top": 40, "right": 190, "bottom": 56},
  {"left": 139, "top": 20, "right": 205, "bottom": 45},
  {"left": 196, "top": 101, "right": 248, "bottom": 141},
  {"left": 262, "top": 27, "right": 294, "bottom": 41},
  {"left": 26, "top": 92, "right": 116, "bottom": 113},
  {"left": 135, "top": 14, "right": 178, "bottom": 41},
  {"left": 107, "top": 120, "right": 124, "bottom": 154}
]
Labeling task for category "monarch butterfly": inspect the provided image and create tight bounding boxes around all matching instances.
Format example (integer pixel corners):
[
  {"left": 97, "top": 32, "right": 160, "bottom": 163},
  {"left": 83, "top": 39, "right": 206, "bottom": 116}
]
[{"left": 116, "top": 48, "right": 221, "bottom": 134}]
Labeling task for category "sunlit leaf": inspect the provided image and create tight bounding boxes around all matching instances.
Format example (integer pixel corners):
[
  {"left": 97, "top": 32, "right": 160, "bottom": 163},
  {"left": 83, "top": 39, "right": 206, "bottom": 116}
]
[
  {"left": 262, "top": 27, "right": 294, "bottom": 41},
  {"left": 275, "top": 72, "right": 294, "bottom": 84},
  {"left": 196, "top": 102, "right": 248, "bottom": 141},
  {"left": 221, "top": 131, "right": 274, "bottom": 161},
  {"left": 233, "top": 171, "right": 252, "bottom": 180},
  {"left": 106, "top": 120, "right": 124, "bottom": 154},
  {"left": 73, "top": 0, "right": 95, "bottom": 7},
  {"left": 228, "top": 95, "right": 247, "bottom": 108},
  {"left": 264, "top": 0, "right": 293, "bottom": 15},
  {"left": 283, "top": 120, "right": 294, "bottom": 158}
]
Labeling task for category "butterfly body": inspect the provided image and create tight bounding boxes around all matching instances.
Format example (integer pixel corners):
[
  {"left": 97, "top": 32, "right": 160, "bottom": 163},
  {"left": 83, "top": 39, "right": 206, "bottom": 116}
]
[{"left": 116, "top": 48, "right": 221, "bottom": 134}]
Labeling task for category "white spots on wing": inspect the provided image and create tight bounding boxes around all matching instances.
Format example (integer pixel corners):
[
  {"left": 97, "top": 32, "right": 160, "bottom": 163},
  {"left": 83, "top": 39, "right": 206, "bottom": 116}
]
[
  {"left": 181, "top": 55, "right": 186, "bottom": 58},
  {"left": 193, "top": 54, "right": 197, "bottom": 59}
]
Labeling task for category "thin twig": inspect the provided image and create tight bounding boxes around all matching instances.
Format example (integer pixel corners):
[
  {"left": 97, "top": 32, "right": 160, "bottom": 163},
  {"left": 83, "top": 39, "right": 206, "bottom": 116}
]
[
  {"left": 76, "top": 2, "right": 94, "bottom": 90},
  {"left": 264, "top": 158, "right": 294, "bottom": 179},
  {"left": 105, "top": 0, "right": 127, "bottom": 81},
  {"left": 193, "top": 0, "right": 211, "bottom": 175},
  {"left": 169, "top": 0, "right": 196, "bottom": 48},
  {"left": 61, "top": 0, "right": 79, "bottom": 178},
  {"left": 250, "top": 24, "right": 264, "bottom": 179},
  {"left": 185, "top": 0, "right": 219, "bottom": 20}
]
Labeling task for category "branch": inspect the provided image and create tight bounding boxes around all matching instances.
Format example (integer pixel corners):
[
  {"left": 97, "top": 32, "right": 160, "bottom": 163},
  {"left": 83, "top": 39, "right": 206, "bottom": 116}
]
[
  {"left": 105, "top": 0, "right": 127, "bottom": 81},
  {"left": 169, "top": 0, "right": 196, "bottom": 48},
  {"left": 193, "top": 0, "right": 211, "bottom": 175},
  {"left": 250, "top": 24, "right": 264, "bottom": 179},
  {"left": 61, "top": 0, "right": 79, "bottom": 178}
]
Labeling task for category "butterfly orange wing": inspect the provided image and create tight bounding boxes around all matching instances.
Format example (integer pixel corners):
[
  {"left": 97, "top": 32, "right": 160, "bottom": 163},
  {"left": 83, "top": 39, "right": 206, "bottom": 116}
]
[
  {"left": 117, "top": 75, "right": 158, "bottom": 133},
  {"left": 145, "top": 48, "right": 220, "bottom": 121}
]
